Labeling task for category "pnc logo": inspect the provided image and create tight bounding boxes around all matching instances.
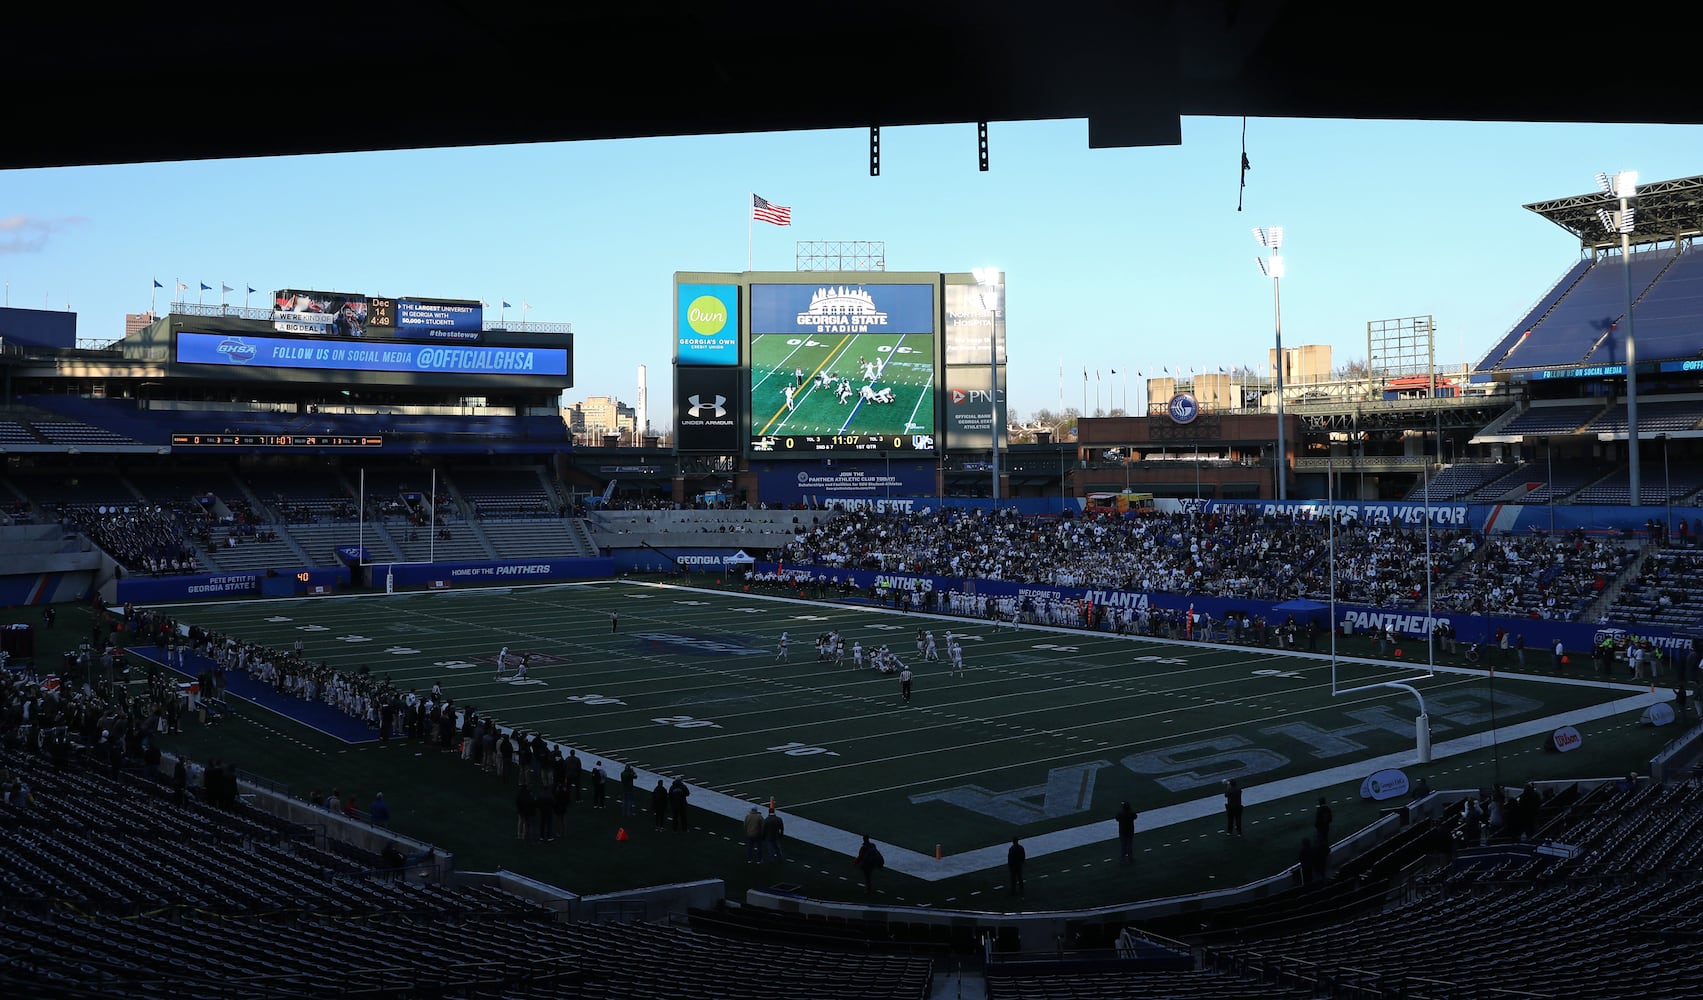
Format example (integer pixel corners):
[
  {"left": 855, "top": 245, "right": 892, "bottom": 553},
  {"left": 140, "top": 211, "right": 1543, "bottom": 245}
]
[
  {"left": 685, "top": 394, "right": 727, "bottom": 419},
  {"left": 951, "top": 388, "right": 967, "bottom": 404},
  {"left": 686, "top": 295, "right": 729, "bottom": 336},
  {"left": 216, "top": 338, "right": 257, "bottom": 363}
]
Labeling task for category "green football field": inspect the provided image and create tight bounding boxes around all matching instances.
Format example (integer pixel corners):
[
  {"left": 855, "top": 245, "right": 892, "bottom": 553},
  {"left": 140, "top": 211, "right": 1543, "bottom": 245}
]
[
  {"left": 149, "top": 581, "right": 1662, "bottom": 865},
  {"left": 749, "top": 331, "right": 934, "bottom": 440}
]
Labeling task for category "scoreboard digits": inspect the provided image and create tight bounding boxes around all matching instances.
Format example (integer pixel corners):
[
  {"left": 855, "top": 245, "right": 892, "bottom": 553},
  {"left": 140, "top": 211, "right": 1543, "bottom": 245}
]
[
  {"left": 752, "top": 433, "right": 934, "bottom": 452},
  {"left": 171, "top": 433, "right": 383, "bottom": 448}
]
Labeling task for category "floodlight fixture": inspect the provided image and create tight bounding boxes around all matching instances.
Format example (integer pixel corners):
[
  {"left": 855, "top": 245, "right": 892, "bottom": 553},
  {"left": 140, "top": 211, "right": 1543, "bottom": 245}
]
[
  {"left": 972, "top": 267, "right": 1003, "bottom": 503},
  {"left": 1592, "top": 169, "right": 1642, "bottom": 505},
  {"left": 1256, "top": 255, "right": 1286, "bottom": 279},
  {"left": 1253, "top": 226, "right": 1283, "bottom": 249}
]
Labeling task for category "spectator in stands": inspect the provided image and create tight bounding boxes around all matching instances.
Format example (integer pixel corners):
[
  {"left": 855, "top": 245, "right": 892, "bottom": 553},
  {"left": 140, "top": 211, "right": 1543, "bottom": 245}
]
[
  {"left": 1314, "top": 797, "right": 1333, "bottom": 847},
  {"left": 381, "top": 840, "right": 405, "bottom": 878},
  {"left": 1008, "top": 837, "right": 1027, "bottom": 898},
  {"left": 1115, "top": 801, "right": 1138, "bottom": 865},
  {"left": 369, "top": 792, "right": 390, "bottom": 827}
]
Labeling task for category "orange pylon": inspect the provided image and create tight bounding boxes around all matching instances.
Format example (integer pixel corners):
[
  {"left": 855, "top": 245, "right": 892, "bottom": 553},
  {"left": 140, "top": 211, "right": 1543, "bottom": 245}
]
[
  {"left": 935, "top": 843, "right": 943, "bottom": 861},
  {"left": 616, "top": 827, "right": 629, "bottom": 842}
]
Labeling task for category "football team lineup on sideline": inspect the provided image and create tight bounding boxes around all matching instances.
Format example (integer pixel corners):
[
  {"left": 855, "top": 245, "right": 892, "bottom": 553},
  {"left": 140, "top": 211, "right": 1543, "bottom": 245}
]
[{"left": 129, "top": 579, "right": 1664, "bottom": 878}]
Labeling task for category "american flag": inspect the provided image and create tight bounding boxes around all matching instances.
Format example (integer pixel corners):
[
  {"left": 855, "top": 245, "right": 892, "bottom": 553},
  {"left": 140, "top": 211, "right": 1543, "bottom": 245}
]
[{"left": 752, "top": 193, "right": 792, "bottom": 226}]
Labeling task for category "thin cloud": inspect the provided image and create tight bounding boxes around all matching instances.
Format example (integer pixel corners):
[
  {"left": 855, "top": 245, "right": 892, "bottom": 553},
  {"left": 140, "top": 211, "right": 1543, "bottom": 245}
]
[{"left": 0, "top": 214, "right": 87, "bottom": 254}]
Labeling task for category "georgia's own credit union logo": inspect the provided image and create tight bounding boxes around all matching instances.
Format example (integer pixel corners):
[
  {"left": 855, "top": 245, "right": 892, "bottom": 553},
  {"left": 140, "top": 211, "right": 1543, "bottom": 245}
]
[{"left": 1167, "top": 392, "right": 1199, "bottom": 424}]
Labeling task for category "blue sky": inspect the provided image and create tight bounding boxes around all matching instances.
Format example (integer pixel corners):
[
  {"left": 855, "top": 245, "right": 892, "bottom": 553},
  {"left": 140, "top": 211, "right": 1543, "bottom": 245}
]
[{"left": 6, "top": 116, "right": 1703, "bottom": 423}]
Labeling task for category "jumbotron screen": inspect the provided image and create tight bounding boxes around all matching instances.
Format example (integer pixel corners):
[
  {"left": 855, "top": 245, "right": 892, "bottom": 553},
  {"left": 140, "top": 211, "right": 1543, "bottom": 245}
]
[{"left": 747, "top": 282, "right": 936, "bottom": 453}]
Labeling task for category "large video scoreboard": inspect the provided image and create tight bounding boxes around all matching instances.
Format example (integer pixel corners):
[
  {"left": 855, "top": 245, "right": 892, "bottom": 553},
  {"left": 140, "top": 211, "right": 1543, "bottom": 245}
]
[{"left": 672, "top": 270, "right": 1004, "bottom": 457}]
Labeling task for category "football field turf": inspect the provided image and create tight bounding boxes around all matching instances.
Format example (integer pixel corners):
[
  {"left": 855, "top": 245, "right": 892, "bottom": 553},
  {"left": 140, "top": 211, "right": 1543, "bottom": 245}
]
[
  {"left": 150, "top": 581, "right": 1665, "bottom": 876},
  {"left": 749, "top": 331, "right": 934, "bottom": 441}
]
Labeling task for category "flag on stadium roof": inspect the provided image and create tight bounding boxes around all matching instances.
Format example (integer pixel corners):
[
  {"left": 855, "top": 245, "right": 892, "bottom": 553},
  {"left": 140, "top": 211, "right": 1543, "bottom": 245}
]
[
  {"left": 199, "top": 282, "right": 211, "bottom": 291},
  {"left": 502, "top": 301, "right": 512, "bottom": 309},
  {"left": 175, "top": 280, "right": 187, "bottom": 291},
  {"left": 152, "top": 279, "right": 162, "bottom": 289},
  {"left": 246, "top": 286, "right": 256, "bottom": 295},
  {"left": 752, "top": 193, "right": 792, "bottom": 226},
  {"left": 221, "top": 283, "right": 233, "bottom": 293}
]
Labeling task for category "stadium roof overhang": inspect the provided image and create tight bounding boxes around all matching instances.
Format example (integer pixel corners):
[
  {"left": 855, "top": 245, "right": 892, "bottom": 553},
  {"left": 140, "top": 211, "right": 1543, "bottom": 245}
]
[
  {"left": 1525, "top": 175, "right": 1703, "bottom": 250},
  {"left": 12, "top": 3, "right": 1703, "bottom": 170}
]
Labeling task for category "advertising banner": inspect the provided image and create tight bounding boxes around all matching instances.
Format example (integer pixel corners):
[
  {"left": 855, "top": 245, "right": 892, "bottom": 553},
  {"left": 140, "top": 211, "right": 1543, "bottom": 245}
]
[
  {"left": 116, "top": 568, "right": 348, "bottom": 604},
  {"left": 612, "top": 548, "right": 767, "bottom": 573},
  {"left": 676, "top": 283, "right": 740, "bottom": 365},
  {"left": 366, "top": 297, "right": 484, "bottom": 339},
  {"left": 675, "top": 367, "right": 742, "bottom": 452},
  {"left": 384, "top": 557, "right": 613, "bottom": 587},
  {"left": 942, "top": 365, "right": 1008, "bottom": 450},
  {"left": 272, "top": 289, "right": 368, "bottom": 337},
  {"left": 754, "top": 561, "right": 1693, "bottom": 657},
  {"left": 754, "top": 460, "right": 936, "bottom": 503},
  {"left": 944, "top": 281, "right": 1006, "bottom": 366},
  {"left": 176, "top": 332, "right": 568, "bottom": 376}
]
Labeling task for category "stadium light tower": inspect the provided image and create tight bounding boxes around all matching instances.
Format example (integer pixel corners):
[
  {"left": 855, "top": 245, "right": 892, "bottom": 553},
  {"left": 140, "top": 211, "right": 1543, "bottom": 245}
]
[
  {"left": 1254, "top": 227, "right": 1287, "bottom": 501},
  {"left": 1595, "top": 170, "right": 1640, "bottom": 506},
  {"left": 973, "top": 268, "right": 1003, "bottom": 502}
]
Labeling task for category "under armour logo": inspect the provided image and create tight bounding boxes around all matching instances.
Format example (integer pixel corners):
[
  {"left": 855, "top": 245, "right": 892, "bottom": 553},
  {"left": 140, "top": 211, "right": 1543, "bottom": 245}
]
[{"left": 686, "top": 394, "right": 727, "bottom": 418}]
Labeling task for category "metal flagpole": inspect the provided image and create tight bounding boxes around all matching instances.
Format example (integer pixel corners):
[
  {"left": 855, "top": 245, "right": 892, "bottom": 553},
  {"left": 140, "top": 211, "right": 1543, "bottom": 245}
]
[{"left": 747, "top": 194, "right": 754, "bottom": 272}]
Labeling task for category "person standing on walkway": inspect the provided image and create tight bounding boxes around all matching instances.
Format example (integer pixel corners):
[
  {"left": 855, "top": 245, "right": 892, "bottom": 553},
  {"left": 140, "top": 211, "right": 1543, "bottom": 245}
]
[
  {"left": 591, "top": 761, "right": 607, "bottom": 808},
  {"left": 743, "top": 807, "right": 764, "bottom": 862},
  {"left": 853, "top": 836, "right": 883, "bottom": 894},
  {"left": 669, "top": 778, "right": 690, "bottom": 832},
  {"left": 1007, "top": 837, "right": 1027, "bottom": 897},
  {"left": 1224, "top": 779, "right": 1244, "bottom": 835},
  {"left": 764, "top": 809, "right": 786, "bottom": 862},
  {"left": 1115, "top": 801, "right": 1138, "bottom": 864},
  {"left": 620, "top": 762, "right": 637, "bottom": 816},
  {"left": 1314, "top": 796, "right": 1333, "bottom": 847},
  {"left": 610, "top": 611, "right": 619, "bottom": 632}
]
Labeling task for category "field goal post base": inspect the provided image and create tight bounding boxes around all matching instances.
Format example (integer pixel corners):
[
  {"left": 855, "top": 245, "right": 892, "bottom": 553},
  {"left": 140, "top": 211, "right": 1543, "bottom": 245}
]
[{"left": 1332, "top": 667, "right": 1437, "bottom": 764}]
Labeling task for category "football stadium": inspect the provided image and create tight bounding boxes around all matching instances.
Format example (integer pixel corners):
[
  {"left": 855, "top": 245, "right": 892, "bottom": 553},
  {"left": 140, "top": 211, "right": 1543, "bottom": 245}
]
[{"left": 10, "top": 15, "right": 1703, "bottom": 1000}]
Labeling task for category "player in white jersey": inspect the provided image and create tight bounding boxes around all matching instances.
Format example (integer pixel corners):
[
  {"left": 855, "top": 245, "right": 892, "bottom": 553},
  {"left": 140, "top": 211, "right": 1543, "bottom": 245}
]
[
  {"left": 861, "top": 360, "right": 879, "bottom": 381},
  {"left": 950, "top": 641, "right": 965, "bottom": 677},
  {"left": 783, "top": 384, "right": 796, "bottom": 411},
  {"left": 924, "top": 631, "right": 939, "bottom": 661},
  {"left": 776, "top": 632, "right": 789, "bottom": 662},
  {"left": 852, "top": 641, "right": 864, "bottom": 668}
]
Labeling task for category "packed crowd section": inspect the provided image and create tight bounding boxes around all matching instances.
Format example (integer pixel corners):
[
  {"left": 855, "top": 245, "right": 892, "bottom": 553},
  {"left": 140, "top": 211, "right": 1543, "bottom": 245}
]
[{"left": 782, "top": 507, "right": 1485, "bottom": 612}]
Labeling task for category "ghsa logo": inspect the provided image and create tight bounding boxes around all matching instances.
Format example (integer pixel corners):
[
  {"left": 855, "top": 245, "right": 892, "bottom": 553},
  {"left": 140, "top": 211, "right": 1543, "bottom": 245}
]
[{"left": 216, "top": 337, "right": 257, "bottom": 363}]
